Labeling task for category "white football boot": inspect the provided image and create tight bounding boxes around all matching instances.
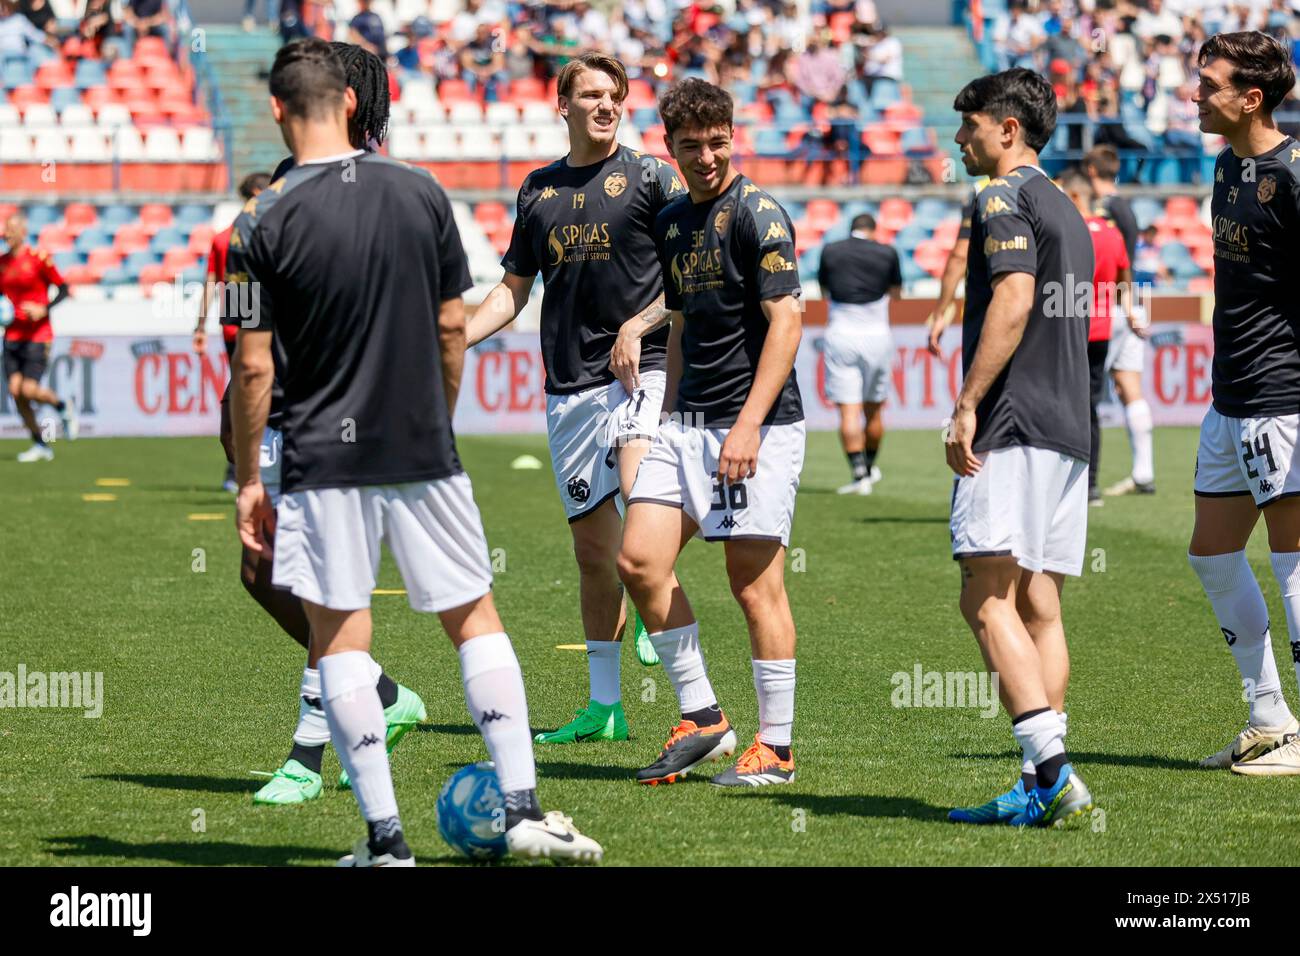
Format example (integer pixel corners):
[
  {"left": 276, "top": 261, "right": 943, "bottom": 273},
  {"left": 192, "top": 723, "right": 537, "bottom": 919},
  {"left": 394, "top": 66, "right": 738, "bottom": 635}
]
[{"left": 1200, "top": 716, "right": 1299, "bottom": 768}]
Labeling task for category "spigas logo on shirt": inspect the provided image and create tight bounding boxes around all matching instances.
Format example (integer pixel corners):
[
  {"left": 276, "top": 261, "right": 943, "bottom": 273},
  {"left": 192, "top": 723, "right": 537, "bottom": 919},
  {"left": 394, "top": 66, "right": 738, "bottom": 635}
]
[
  {"left": 671, "top": 248, "right": 724, "bottom": 293},
  {"left": 546, "top": 223, "right": 612, "bottom": 265}
]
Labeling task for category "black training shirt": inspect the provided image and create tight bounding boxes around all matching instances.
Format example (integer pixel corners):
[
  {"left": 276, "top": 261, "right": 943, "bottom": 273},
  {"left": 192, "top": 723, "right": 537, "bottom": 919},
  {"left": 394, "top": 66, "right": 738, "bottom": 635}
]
[
  {"left": 817, "top": 236, "right": 901, "bottom": 305},
  {"left": 655, "top": 174, "right": 804, "bottom": 428},
  {"left": 1209, "top": 138, "right": 1300, "bottom": 418},
  {"left": 963, "top": 165, "right": 1094, "bottom": 462},
  {"left": 501, "top": 144, "right": 686, "bottom": 394},
  {"left": 231, "top": 152, "right": 473, "bottom": 493}
]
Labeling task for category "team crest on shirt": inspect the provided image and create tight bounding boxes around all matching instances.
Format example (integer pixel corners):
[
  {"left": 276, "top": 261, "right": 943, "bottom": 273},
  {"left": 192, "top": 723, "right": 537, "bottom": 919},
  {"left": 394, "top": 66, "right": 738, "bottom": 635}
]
[
  {"left": 760, "top": 251, "right": 794, "bottom": 273},
  {"left": 713, "top": 202, "right": 733, "bottom": 237},
  {"left": 603, "top": 172, "right": 628, "bottom": 198},
  {"left": 1258, "top": 175, "right": 1276, "bottom": 204}
]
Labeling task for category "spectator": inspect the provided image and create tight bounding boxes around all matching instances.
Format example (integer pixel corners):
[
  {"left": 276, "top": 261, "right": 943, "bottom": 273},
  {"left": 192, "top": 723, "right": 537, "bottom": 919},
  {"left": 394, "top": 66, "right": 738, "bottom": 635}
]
[
  {"left": 1133, "top": 0, "right": 1183, "bottom": 40},
  {"left": 793, "top": 30, "right": 846, "bottom": 104},
  {"left": 858, "top": 22, "right": 902, "bottom": 95},
  {"left": 79, "top": 0, "right": 115, "bottom": 56},
  {"left": 0, "top": 0, "right": 52, "bottom": 56},
  {"left": 123, "top": 0, "right": 171, "bottom": 46},
  {"left": 1042, "top": 12, "right": 1087, "bottom": 69},
  {"left": 1132, "top": 225, "right": 1167, "bottom": 286},
  {"left": 772, "top": 1, "right": 810, "bottom": 56},
  {"left": 460, "top": 20, "right": 507, "bottom": 100},
  {"left": 1161, "top": 78, "right": 1204, "bottom": 180},
  {"left": 349, "top": 0, "right": 387, "bottom": 59},
  {"left": 243, "top": 0, "right": 281, "bottom": 32},
  {"left": 394, "top": 15, "right": 434, "bottom": 71},
  {"left": 17, "top": 0, "right": 57, "bottom": 39},
  {"left": 1000, "top": 2, "right": 1046, "bottom": 70}
]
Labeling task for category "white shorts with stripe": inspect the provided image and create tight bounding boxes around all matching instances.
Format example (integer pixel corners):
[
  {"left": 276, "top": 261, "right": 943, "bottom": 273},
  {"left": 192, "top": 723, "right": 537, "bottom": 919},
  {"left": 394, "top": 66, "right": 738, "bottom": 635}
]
[{"left": 1194, "top": 406, "right": 1300, "bottom": 507}]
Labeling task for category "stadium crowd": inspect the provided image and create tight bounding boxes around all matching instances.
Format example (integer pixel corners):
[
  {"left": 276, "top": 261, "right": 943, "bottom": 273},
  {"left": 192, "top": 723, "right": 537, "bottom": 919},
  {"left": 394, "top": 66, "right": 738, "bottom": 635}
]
[
  {"left": 0, "top": 0, "right": 175, "bottom": 58},
  {"left": 977, "top": 0, "right": 1300, "bottom": 178}
]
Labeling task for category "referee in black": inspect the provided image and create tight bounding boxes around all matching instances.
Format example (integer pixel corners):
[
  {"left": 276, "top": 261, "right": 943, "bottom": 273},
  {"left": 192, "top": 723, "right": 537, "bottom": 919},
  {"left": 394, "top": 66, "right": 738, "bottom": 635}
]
[{"left": 230, "top": 38, "right": 602, "bottom": 866}]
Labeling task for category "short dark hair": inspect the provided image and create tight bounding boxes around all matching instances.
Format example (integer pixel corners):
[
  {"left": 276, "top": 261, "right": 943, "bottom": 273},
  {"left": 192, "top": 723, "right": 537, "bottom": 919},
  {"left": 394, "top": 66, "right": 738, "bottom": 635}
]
[
  {"left": 1083, "top": 143, "right": 1120, "bottom": 180},
  {"left": 851, "top": 213, "right": 876, "bottom": 233},
  {"left": 269, "top": 38, "right": 347, "bottom": 122},
  {"left": 239, "top": 172, "right": 272, "bottom": 199},
  {"left": 331, "top": 41, "right": 391, "bottom": 148},
  {"left": 659, "top": 78, "right": 734, "bottom": 140},
  {"left": 1199, "top": 30, "right": 1296, "bottom": 113},
  {"left": 1057, "top": 166, "right": 1093, "bottom": 199},
  {"left": 556, "top": 52, "right": 629, "bottom": 103},
  {"left": 953, "top": 68, "right": 1057, "bottom": 152}
]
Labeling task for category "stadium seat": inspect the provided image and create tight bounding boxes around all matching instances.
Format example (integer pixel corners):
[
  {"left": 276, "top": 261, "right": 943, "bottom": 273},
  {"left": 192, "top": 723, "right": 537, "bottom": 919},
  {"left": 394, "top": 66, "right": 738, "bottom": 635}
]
[
  {"left": 446, "top": 101, "right": 483, "bottom": 124},
  {"left": 23, "top": 103, "right": 58, "bottom": 128},
  {"left": 162, "top": 248, "right": 199, "bottom": 272},
  {"left": 50, "top": 87, "right": 81, "bottom": 114},
  {"left": 474, "top": 201, "right": 509, "bottom": 231},
  {"left": 98, "top": 103, "right": 133, "bottom": 130},
  {"left": 459, "top": 128, "right": 498, "bottom": 160},
  {"left": 26, "top": 206, "right": 60, "bottom": 231},
  {"left": 485, "top": 102, "right": 518, "bottom": 126},
  {"left": 187, "top": 224, "right": 216, "bottom": 255},
  {"left": 74, "top": 59, "right": 108, "bottom": 90},
  {"left": 60, "top": 103, "right": 95, "bottom": 128},
  {"left": 805, "top": 199, "right": 840, "bottom": 232},
  {"left": 532, "top": 125, "right": 569, "bottom": 158},
  {"left": 149, "top": 226, "right": 186, "bottom": 255},
  {"left": 180, "top": 128, "right": 217, "bottom": 161},
  {"left": 424, "top": 130, "right": 459, "bottom": 161},
  {"left": 98, "top": 266, "right": 132, "bottom": 286},
  {"left": 32, "top": 129, "right": 68, "bottom": 158},
  {"left": 99, "top": 204, "right": 136, "bottom": 229},
  {"left": 36, "top": 224, "right": 74, "bottom": 253},
  {"left": 53, "top": 250, "right": 81, "bottom": 271},
  {"left": 86, "top": 247, "right": 122, "bottom": 272},
  {"left": 501, "top": 126, "right": 534, "bottom": 159},
  {"left": 139, "top": 204, "right": 174, "bottom": 235},
  {"left": 437, "top": 79, "right": 474, "bottom": 103},
  {"left": 877, "top": 198, "right": 913, "bottom": 231},
  {"left": 70, "top": 129, "right": 111, "bottom": 161},
  {"left": 521, "top": 102, "right": 557, "bottom": 125},
  {"left": 0, "top": 103, "right": 17, "bottom": 127},
  {"left": 509, "top": 77, "right": 546, "bottom": 102},
  {"left": 406, "top": 100, "right": 444, "bottom": 125},
  {"left": 113, "top": 128, "right": 146, "bottom": 161},
  {"left": 63, "top": 203, "right": 98, "bottom": 234}
]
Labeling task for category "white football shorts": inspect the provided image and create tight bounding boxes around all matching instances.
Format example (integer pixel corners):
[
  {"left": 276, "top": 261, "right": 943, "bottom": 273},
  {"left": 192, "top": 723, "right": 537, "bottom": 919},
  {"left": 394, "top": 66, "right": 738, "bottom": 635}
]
[
  {"left": 1194, "top": 406, "right": 1300, "bottom": 507},
  {"left": 822, "top": 326, "right": 893, "bottom": 405}
]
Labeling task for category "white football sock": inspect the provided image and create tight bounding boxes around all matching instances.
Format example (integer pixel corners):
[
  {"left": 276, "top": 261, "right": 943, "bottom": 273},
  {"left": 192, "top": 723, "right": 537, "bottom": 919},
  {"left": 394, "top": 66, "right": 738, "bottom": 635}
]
[
  {"left": 1124, "top": 399, "right": 1154, "bottom": 485},
  {"left": 293, "top": 666, "right": 330, "bottom": 747},
  {"left": 586, "top": 640, "right": 621, "bottom": 706},
  {"left": 752, "top": 658, "right": 795, "bottom": 747},
  {"left": 459, "top": 632, "right": 536, "bottom": 794},
  {"left": 1022, "top": 708, "right": 1067, "bottom": 781},
  {"left": 650, "top": 622, "right": 717, "bottom": 713},
  {"left": 1011, "top": 710, "right": 1065, "bottom": 768},
  {"left": 1189, "top": 552, "right": 1291, "bottom": 727},
  {"left": 1269, "top": 551, "right": 1300, "bottom": 708},
  {"left": 319, "top": 651, "right": 397, "bottom": 822}
]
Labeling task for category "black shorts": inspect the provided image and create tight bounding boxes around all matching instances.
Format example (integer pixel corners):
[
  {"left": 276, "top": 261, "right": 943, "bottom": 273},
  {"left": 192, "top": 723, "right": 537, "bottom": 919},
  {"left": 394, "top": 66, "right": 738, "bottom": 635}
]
[{"left": 3, "top": 340, "right": 51, "bottom": 382}]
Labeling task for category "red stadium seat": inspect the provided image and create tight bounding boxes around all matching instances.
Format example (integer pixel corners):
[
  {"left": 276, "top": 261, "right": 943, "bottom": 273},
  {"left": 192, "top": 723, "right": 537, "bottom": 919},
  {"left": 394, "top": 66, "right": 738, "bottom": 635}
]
[
  {"left": 877, "top": 198, "right": 913, "bottom": 231},
  {"left": 507, "top": 77, "right": 546, "bottom": 102},
  {"left": 884, "top": 101, "right": 923, "bottom": 123},
  {"left": 9, "top": 86, "right": 50, "bottom": 109},
  {"left": 805, "top": 198, "right": 840, "bottom": 231},
  {"left": 625, "top": 80, "right": 656, "bottom": 110},
  {"left": 134, "top": 36, "right": 169, "bottom": 60},
  {"left": 0, "top": 203, "right": 17, "bottom": 222},
  {"left": 162, "top": 248, "right": 198, "bottom": 272},
  {"left": 35, "top": 61, "right": 75, "bottom": 91},
  {"left": 139, "top": 204, "right": 174, "bottom": 234},
  {"left": 113, "top": 224, "right": 150, "bottom": 254},
  {"left": 37, "top": 224, "right": 74, "bottom": 252},
  {"left": 139, "top": 264, "right": 172, "bottom": 288},
  {"left": 829, "top": 12, "right": 855, "bottom": 43},
  {"left": 82, "top": 86, "right": 119, "bottom": 110},
  {"left": 862, "top": 126, "right": 900, "bottom": 156},
  {"left": 474, "top": 201, "right": 508, "bottom": 230},
  {"left": 87, "top": 248, "right": 122, "bottom": 272},
  {"left": 187, "top": 224, "right": 215, "bottom": 255},
  {"left": 1165, "top": 196, "right": 1200, "bottom": 223},
  {"left": 62, "top": 264, "right": 98, "bottom": 286},
  {"left": 437, "top": 79, "right": 475, "bottom": 103},
  {"left": 63, "top": 203, "right": 98, "bottom": 235}
]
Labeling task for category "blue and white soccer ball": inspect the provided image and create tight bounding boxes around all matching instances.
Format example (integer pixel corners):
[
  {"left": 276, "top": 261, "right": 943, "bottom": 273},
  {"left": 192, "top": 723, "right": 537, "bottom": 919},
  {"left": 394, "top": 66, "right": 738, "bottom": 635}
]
[{"left": 436, "top": 761, "right": 508, "bottom": 861}]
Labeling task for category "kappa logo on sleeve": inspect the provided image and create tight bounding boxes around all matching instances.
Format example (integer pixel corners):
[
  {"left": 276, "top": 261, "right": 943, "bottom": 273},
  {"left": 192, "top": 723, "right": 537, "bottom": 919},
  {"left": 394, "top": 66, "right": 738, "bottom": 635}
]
[{"left": 981, "top": 195, "right": 1011, "bottom": 220}]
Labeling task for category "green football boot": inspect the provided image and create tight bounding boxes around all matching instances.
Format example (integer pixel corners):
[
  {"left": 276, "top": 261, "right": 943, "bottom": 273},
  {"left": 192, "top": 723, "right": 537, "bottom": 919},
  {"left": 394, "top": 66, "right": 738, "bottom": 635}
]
[
  {"left": 534, "top": 699, "right": 630, "bottom": 744},
  {"left": 339, "top": 684, "right": 427, "bottom": 789},
  {"left": 252, "top": 758, "right": 323, "bottom": 805},
  {"left": 633, "top": 609, "right": 659, "bottom": 667}
]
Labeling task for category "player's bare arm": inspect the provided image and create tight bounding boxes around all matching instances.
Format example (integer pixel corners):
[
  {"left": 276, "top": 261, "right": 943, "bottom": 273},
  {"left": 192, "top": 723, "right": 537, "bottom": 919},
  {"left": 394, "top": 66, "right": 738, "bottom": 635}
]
[
  {"left": 193, "top": 276, "right": 216, "bottom": 353},
  {"left": 610, "top": 293, "right": 670, "bottom": 392},
  {"left": 946, "top": 271, "right": 1034, "bottom": 477},
  {"left": 467, "top": 272, "right": 533, "bottom": 347},
  {"left": 928, "top": 237, "right": 968, "bottom": 355},
  {"left": 438, "top": 295, "right": 467, "bottom": 415},
  {"left": 718, "top": 294, "right": 801, "bottom": 484},
  {"left": 232, "top": 328, "right": 275, "bottom": 554}
]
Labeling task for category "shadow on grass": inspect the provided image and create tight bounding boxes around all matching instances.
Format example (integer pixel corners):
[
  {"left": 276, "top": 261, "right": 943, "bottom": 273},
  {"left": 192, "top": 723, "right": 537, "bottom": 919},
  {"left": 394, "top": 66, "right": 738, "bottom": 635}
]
[
  {"left": 857, "top": 515, "right": 949, "bottom": 524},
  {"left": 44, "top": 834, "right": 338, "bottom": 866},
  {"left": 949, "top": 750, "right": 1201, "bottom": 771},
  {"left": 87, "top": 773, "right": 255, "bottom": 795},
  {"left": 415, "top": 723, "right": 482, "bottom": 736},
  {"left": 731, "top": 790, "right": 949, "bottom": 822},
  {"left": 533, "top": 760, "right": 640, "bottom": 782}
]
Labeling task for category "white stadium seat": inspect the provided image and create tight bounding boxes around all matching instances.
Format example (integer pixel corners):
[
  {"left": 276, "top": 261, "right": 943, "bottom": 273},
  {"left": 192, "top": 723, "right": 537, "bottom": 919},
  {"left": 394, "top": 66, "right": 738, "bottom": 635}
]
[
  {"left": 446, "top": 101, "right": 483, "bottom": 125},
  {"left": 458, "top": 127, "right": 498, "bottom": 160},
  {"left": 0, "top": 104, "right": 19, "bottom": 127},
  {"left": 531, "top": 125, "right": 570, "bottom": 158},
  {"left": 424, "top": 131, "right": 461, "bottom": 161},
  {"left": 113, "top": 128, "right": 145, "bottom": 161},
  {"left": 387, "top": 127, "right": 423, "bottom": 160},
  {"left": 0, "top": 130, "right": 33, "bottom": 162},
  {"left": 23, "top": 104, "right": 57, "bottom": 129},
  {"left": 485, "top": 102, "right": 518, "bottom": 127},
  {"left": 60, "top": 104, "right": 95, "bottom": 128},
  {"left": 400, "top": 81, "right": 438, "bottom": 109},
  {"left": 521, "top": 102, "right": 557, "bottom": 125},
  {"left": 97, "top": 104, "right": 132, "bottom": 130},
  {"left": 502, "top": 126, "right": 535, "bottom": 159},
  {"left": 70, "top": 129, "right": 111, "bottom": 161},
  {"left": 406, "top": 101, "right": 443, "bottom": 125},
  {"left": 144, "top": 128, "right": 182, "bottom": 161},
  {"left": 31, "top": 130, "right": 68, "bottom": 160},
  {"left": 181, "top": 128, "right": 218, "bottom": 161}
]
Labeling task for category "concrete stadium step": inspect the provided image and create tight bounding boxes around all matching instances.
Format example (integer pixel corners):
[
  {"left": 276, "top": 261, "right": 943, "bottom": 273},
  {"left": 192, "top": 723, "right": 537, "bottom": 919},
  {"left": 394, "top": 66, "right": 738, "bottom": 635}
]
[
  {"left": 894, "top": 26, "right": 984, "bottom": 165},
  {"left": 199, "top": 25, "right": 285, "bottom": 180}
]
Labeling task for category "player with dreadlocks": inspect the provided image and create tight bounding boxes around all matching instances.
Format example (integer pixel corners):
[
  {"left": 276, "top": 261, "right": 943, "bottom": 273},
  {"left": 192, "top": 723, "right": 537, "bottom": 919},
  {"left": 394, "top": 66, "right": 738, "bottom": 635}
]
[{"left": 221, "top": 41, "right": 423, "bottom": 806}]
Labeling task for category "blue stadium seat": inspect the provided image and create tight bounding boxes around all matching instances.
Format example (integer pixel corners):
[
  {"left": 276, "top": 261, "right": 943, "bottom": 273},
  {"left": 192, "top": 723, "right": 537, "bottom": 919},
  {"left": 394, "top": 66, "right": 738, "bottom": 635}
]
[
  {"left": 754, "top": 127, "right": 790, "bottom": 156},
  {"left": 99, "top": 267, "right": 132, "bottom": 286},
  {"left": 800, "top": 245, "right": 821, "bottom": 281},
  {"left": 26, "top": 206, "right": 60, "bottom": 230},
  {"left": 3, "top": 59, "right": 34, "bottom": 87},
  {"left": 1130, "top": 197, "right": 1164, "bottom": 230},
  {"left": 99, "top": 204, "right": 136, "bottom": 229},
  {"left": 841, "top": 201, "right": 876, "bottom": 221},
  {"left": 74, "top": 228, "right": 112, "bottom": 255},
  {"left": 174, "top": 205, "right": 211, "bottom": 228},
  {"left": 784, "top": 201, "right": 806, "bottom": 222},
  {"left": 50, "top": 88, "right": 81, "bottom": 113},
  {"left": 900, "top": 256, "right": 927, "bottom": 284},
  {"left": 894, "top": 224, "right": 929, "bottom": 252},
  {"left": 912, "top": 199, "right": 950, "bottom": 227},
  {"left": 1159, "top": 242, "right": 1192, "bottom": 268},
  {"left": 869, "top": 79, "right": 900, "bottom": 110},
  {"left": 74, "top": 60, "right": 107, "bottom": 90},
  {"left": 123, "top": 251, "right": 160, "bottom": 273},
  {"left": 901, "top": 127, "right": 932, "bottom": 156},
  {"left": 149, "top": 227, "right": 187, "bottom": 255},
  {"left": 633, "top": 107, "right": 658, "bottom": 127},
  {"left": 53, "top": 251, "right": 82, "bottom": 270},
  {"left": 821, "top": 220, "right": 851, "bottom": 244}
]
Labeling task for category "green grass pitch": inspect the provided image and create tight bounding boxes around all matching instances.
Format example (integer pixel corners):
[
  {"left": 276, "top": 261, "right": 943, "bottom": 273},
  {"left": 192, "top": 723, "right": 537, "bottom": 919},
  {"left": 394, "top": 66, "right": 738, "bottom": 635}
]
[{"left": 2, "top": 427, "right": 1299, "bottom": 866}]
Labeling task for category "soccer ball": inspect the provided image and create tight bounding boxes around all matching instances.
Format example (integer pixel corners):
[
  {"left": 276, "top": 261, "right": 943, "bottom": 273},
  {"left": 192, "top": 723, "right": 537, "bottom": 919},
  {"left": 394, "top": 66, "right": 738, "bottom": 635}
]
[{"left": 436, "top": 761, "right": 508, "bottom": 861}]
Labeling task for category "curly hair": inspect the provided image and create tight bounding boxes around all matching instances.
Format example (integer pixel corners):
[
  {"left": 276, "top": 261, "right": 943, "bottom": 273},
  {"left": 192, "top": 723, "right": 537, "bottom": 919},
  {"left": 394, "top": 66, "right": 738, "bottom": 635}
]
[
  {"left": 330, "top": 41, "right": 391, "bottom": 148},
  {"left": 658, "top": 78, "right": 734, "bottom": 140},
  {"left": 953, "top": 68, "right": 1057, "bottom": 153}
]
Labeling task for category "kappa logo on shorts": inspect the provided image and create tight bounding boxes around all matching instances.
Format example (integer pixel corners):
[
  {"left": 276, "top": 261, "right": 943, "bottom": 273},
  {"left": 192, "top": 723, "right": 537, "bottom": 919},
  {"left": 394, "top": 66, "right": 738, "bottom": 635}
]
[
  {"left": 1260, "top": 478, "right": 1275, "bottom": 495},
  {"left": 567, "top": 476, "right": 591, "bottom": 503},
  {"left": 1292, "top": 640, "right": 1300, "bottom": 664},
  {"left": 719, "top": 516, "right": 739, "bottom": 529}
]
